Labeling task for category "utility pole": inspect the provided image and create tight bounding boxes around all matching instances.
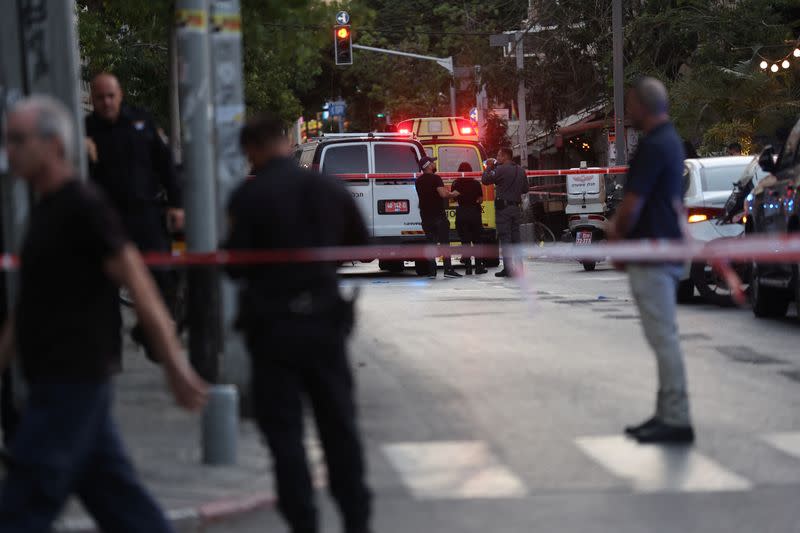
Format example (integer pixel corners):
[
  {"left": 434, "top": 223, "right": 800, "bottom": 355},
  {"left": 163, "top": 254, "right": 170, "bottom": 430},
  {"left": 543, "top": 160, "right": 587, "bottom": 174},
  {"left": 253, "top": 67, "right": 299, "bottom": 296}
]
[
  {"left": 210, "top": 0, "right": 249, "bottom": 404},
  {"left": 515, "top": 31, "right": 529, "bottom": 169},
  {"left": 168, "top": 28, "right": 182, "bottom": 163},
  {"left": 175, "top": 0, "right": 221, "bottom": 384},
  {"left": 612, "top": 0, "right": 627, "bottom": 165}
]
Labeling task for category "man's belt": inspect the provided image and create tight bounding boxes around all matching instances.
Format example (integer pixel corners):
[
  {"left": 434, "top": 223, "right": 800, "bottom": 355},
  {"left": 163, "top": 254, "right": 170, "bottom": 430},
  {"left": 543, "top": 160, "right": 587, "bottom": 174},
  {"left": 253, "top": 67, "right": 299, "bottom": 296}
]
[{"left": 495, "top": 199, "right": 521, "bottom": 209}]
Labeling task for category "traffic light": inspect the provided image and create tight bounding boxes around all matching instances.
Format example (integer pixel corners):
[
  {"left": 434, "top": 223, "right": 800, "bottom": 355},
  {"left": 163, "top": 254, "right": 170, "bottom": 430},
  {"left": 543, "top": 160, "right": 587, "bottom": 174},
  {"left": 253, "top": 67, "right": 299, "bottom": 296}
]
[{"left": 334, "top": 25, "right": 352, "bottom": 66}]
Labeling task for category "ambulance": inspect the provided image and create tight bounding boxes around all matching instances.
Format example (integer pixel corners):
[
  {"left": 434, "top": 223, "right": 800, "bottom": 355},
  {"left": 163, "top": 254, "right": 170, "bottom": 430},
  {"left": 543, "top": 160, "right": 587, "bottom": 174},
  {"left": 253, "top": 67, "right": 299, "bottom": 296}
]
[{"left": 395, "top": 117, "right": 499, "bottom": 266}]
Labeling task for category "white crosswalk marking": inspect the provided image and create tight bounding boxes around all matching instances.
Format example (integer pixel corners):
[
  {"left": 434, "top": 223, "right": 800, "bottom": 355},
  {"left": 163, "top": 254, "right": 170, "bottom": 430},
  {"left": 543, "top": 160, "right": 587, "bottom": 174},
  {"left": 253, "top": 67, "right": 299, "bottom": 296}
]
[
  {"left": 383, "top": 441, "right": 527, "bottom": 500},
  {"left": 575, "top": 435, "right": 752, "bottom": 493},
  {"left": 762, "top": 432, "right": 800, "bottom": 460}
]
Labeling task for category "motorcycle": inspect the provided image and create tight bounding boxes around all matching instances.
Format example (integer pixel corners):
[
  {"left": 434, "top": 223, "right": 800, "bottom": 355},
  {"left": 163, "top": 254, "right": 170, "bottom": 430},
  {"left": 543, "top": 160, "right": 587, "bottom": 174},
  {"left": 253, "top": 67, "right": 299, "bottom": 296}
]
[{"left": 565, "top": 166, "right": 623, "bottom": 271}]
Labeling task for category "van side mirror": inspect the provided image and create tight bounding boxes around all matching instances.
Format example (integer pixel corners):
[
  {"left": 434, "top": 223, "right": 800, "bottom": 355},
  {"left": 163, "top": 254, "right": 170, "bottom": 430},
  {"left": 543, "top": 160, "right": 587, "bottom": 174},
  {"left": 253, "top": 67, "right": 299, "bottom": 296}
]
[{"left": 758, "top": 146, "right": 776, "bottom": 174}]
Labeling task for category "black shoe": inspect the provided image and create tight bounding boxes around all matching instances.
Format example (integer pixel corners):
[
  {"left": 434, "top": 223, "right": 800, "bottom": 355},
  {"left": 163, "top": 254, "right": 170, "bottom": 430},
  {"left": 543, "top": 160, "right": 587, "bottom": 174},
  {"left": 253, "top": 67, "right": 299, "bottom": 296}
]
[
  {"left": 475, "top": 264, "right": 488, "bottom": 275},
  {"left": 444, "top": 269, "right": 463, "bottom": 278},
  {"left": 494, "top": 269, "right": 510, "bottom": 278},
  {"left": 634, "top": 421, "right": 695, "bottom": 444},
  {"left": 624, "top": 416, "right": 660, "bottom": 437},
  {"left": 465, "top": 266, "right": 473, "bottom": 275}
]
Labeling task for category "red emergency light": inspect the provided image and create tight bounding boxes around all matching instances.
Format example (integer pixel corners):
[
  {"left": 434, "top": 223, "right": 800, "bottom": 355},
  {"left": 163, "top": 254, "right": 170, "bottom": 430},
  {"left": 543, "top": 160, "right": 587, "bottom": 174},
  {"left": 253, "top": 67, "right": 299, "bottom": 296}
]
[{"left": 460, "top": 126, "right": 473, "bottom": 135}]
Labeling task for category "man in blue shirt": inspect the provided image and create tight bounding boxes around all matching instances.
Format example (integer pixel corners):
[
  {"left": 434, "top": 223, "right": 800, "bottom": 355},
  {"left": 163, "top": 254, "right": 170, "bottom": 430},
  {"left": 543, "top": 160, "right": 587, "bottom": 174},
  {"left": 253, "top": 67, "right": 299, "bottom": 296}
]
[{"left": 608, "top": 77, "right": 694, "bottom": 444}]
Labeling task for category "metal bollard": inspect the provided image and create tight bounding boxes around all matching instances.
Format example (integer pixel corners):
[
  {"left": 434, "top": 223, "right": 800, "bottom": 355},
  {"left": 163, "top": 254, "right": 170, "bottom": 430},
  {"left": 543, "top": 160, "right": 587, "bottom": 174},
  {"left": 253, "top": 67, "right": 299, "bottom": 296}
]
[{"left": 202, "top": 384, "right": 239, "bottom": 465}]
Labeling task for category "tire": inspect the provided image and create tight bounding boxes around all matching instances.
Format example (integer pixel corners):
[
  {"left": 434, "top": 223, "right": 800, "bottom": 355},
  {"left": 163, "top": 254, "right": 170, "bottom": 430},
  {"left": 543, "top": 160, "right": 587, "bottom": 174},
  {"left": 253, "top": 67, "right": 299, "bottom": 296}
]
[
  {"left": 751, "top": 263, "right": 790, "bottom": 318},
  {"left": 691, "top": 261, "right": 735, "bottom": 307},
  {"left": 533, "top": 221, "right": 556, "bottom": 243},
  {"left": 414, "top": 260, "right": 431, "bottom": 276},
  {"left": 676, "top": 279, "right": 694, "bottom": 303},
  {"left": 582, "top": 261, "right": 596, "bottom": 272},
  {"left": 379, "top": 259, "right": 405, "bottom": 273}
]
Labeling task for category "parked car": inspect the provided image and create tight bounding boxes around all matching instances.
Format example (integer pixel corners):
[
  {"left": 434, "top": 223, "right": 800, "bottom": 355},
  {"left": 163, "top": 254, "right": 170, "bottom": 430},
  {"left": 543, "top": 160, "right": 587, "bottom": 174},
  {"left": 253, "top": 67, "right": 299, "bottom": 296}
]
[
  {"left": 677, "top": 156, "right": 754, "bottom": 302},
  {"left": 745, "top": 119, "right": 800, "bottom": 319},
  {"left": 688, "top": 156, "right": 771, "bottom": 305}
]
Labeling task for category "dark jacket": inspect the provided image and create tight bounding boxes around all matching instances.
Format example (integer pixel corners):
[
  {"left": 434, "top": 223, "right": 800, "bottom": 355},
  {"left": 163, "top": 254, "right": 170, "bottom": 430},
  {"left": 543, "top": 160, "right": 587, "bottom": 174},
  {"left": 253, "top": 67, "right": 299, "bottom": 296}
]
[
  {"left": 85, "top": 104, "right": 181, "bottom": 215},
  {"left": 482, "top": 162, "right": 528, "bottom": 202},
  {"left": 224, "top": 157, "right": 368, "bottom": 329}
]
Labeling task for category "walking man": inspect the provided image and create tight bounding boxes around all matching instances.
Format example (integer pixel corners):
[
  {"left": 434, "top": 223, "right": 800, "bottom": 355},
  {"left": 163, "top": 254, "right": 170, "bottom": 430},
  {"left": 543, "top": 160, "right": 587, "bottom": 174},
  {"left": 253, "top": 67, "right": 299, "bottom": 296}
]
[
  {"left": 85, "top": 73, "right": 184, "bottom": 357},
  {"left": 608, "top": 77, "right": 695, "bottom": 444},
  {"left": 0, "top": 95, "right": 207, "bottom": 532},
  {"left": 482, "top": 147, "right": 528, "bottom": 277},
  {"left": 452, "top": 163, "right": 487, "bottom": 275},
  {"left": 415, "top": 156, "right": 461, "bottom": 278},
  {"left": 225, "top": 114, "right": 373, "bottom": 533}
]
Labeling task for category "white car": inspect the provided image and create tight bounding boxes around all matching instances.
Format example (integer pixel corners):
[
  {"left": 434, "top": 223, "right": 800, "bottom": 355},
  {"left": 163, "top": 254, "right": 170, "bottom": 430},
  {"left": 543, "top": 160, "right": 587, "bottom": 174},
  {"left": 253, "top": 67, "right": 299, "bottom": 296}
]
[{"left": 678, "top": 156, "right": 755, "bottom": 301}]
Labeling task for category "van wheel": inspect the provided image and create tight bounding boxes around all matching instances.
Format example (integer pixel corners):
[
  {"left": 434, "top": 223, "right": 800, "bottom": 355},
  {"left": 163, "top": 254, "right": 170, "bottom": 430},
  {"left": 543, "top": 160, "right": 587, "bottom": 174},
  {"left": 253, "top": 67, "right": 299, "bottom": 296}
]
[
  {"left": 751, "top": 263, "right": 790, "bottom": 318},
  {"left": 414, "top": 260, "right": 431, "bottom": 276},
  {"left": 582, "top": 261, "right": 596, "bottom": 272},
  {"left": 379, "top": 260, "right": 405, "bottom": 273},
  {"left": 676, "top": 279, "right": 694, "bottom": 303}
]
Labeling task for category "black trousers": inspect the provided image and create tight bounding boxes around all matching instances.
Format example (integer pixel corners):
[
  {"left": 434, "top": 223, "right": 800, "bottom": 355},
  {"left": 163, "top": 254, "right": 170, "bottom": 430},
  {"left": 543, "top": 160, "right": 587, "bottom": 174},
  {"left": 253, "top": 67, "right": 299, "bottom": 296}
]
[
  {"left": 421, "top": 214, "right": 452, "bottom": 273},
  {"left": 246, "top": 320, "right": 371, "bottom": 533},
  {"left": 456, "top": 207, "right": 482, "bottom": 266}
]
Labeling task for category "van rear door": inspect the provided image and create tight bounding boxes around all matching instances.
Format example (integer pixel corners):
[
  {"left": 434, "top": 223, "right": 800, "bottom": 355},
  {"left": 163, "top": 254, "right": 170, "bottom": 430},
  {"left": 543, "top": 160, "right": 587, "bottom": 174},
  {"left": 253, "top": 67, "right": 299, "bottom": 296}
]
[
  {"left": 370, "top": 142, "right": 423, "bottom": 240},
  {"left": 320, "top": 143, "right": 373, "bottom": 233}
]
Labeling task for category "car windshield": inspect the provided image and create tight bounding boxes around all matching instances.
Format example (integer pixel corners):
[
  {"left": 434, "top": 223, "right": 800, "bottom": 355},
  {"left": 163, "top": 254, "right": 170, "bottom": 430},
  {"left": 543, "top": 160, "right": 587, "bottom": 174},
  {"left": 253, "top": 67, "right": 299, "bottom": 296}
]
[
  {"left": 701, "top": 165, "right": 749, "bottom": 192},
  {"left": 436, "top": 145, "right": 482, "bottom": 173}
]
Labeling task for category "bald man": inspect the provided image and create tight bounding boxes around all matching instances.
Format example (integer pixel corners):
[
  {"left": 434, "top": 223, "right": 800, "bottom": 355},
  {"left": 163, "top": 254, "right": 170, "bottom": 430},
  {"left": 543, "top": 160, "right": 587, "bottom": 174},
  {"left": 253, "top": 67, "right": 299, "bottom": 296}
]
[
  {"left": 608, "top": 77, "right": 694, "bottom": 444},
  {"left": 85, "top": 73, "right": 184, "bottom": 358}
]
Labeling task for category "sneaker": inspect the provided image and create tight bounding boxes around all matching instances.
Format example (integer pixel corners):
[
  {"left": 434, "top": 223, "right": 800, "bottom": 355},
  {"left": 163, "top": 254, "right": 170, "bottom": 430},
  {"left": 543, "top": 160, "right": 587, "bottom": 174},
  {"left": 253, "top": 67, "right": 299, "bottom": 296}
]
[
  {"left": 494, "top": 269, "right": 511, "bottom": 278},
  {"left": 475, "top": 265, "right": 488, "bottom": 275},
  {"left": 624, "top": 416, "right": 660, "bottom": 437},
  {"left": 444, "top": 269, "right": 463, "bottom": 278}
]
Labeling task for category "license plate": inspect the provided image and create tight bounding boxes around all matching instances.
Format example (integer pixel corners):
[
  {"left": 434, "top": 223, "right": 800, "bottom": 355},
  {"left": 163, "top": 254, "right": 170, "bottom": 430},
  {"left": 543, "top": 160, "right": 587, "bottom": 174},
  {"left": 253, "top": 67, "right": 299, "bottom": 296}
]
[
  {"left": 378, "top": 200, "right": 410, "bottom": 215},
  {"left": 575, "top": 231, "right": 593, "bottom": 245}
]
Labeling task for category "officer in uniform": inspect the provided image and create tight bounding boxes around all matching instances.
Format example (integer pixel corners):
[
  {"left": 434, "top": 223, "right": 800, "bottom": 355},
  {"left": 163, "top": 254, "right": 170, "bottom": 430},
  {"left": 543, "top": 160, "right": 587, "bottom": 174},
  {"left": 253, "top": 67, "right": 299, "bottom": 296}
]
[
  {"left": 482, "top": 147, "right": 529, "bottom": 277},
  {"left": 452, "top": 163, "right": 487, "bottom": 275},
  {"left": 224, "top": 114, "right": 372, "bottom": 533},
  {"left": 84, "top": 73, "right": 183, "bottom": 355}
]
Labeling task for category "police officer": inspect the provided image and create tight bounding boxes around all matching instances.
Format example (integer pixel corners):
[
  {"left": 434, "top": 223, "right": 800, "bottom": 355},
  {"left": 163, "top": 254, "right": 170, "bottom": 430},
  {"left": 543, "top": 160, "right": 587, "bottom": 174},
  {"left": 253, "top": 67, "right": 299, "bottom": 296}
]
[
  {"left": 452, "top": 163, "right": 487, "bottom": 275},
  {"left": 84, "top": 73, "right": 183, "bottom": 355},
  {"left": 482, "top": 147, "right": 529, "bottom": 277},
  {"left": 225, "top": 114, "right": 372, "bottom": 533}
]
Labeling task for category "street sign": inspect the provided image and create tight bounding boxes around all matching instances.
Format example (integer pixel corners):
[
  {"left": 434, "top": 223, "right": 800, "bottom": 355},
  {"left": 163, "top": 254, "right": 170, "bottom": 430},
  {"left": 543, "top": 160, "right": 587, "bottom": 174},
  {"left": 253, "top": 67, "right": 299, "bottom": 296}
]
[
  {"left": 336, "top": 11, "right": 350, "bottom": 25},
  {"left": 469, "top": 107, "right": 478, "bottom": 122},
  {"left": 329, "top": 100, "right": 347, "bottom": 117}
]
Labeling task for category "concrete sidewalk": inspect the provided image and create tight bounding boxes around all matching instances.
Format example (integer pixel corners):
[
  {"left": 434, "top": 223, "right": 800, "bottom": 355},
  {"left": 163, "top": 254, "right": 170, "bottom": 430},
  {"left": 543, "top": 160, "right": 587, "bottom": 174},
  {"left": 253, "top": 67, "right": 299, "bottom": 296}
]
[{"left": 54, "top": 335, "right": 275, "bottom": 532}]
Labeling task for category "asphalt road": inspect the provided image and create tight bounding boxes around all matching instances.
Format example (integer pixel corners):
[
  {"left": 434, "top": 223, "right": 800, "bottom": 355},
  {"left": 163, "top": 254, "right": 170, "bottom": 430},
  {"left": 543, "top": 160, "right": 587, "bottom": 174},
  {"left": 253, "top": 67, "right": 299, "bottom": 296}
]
[{"left": 206, "top": 259, "right": 800, "bottom": 533}]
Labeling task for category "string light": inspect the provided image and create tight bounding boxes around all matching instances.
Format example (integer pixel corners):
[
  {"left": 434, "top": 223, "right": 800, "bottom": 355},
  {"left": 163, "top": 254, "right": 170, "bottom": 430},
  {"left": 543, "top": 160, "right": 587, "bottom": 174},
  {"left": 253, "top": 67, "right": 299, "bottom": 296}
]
[{"left": 756, "top": 40, "right": 800, "bottom": 74}]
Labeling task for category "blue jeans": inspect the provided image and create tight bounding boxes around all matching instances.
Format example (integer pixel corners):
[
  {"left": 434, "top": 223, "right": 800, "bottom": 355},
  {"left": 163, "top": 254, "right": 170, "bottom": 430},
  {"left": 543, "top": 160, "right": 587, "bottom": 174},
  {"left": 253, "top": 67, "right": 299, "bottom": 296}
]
[
  {"left": 0, "top": 381, "right": 172, "bottom": 533},
  {"left": 627, "top": 264, "right": 692, "bottom": 426}
]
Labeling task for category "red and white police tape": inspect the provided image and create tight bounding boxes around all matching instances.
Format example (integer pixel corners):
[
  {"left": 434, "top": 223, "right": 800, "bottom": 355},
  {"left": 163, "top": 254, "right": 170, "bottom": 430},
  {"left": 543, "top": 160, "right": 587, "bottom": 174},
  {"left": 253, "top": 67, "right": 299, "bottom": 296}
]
[
  {"left": 1, "top": 234, "right": 797, "bottom": 271},
  {"left": 333, "top": 166, "right": 628, "bottom": 181}
]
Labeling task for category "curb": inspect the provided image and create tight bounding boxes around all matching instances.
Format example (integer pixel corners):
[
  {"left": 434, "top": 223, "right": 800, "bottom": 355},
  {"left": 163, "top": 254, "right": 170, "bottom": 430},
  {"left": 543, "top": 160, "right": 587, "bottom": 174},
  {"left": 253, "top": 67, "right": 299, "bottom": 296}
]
[{"left": 56, "top": 491, "right": 275, "bottom": 532}]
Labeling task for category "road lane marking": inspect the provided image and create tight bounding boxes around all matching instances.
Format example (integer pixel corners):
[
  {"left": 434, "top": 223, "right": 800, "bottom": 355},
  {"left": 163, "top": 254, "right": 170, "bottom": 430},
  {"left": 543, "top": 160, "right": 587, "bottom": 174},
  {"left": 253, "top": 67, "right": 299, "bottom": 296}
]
[
  {"left": 762, "top": 432, "right": 800, "bottom": 460},
  {"left": 575, "top": 435, "right": 752, "bottom": 493},
  {"left": 383, "top": 441, "right": 527, "bottom": 500}
]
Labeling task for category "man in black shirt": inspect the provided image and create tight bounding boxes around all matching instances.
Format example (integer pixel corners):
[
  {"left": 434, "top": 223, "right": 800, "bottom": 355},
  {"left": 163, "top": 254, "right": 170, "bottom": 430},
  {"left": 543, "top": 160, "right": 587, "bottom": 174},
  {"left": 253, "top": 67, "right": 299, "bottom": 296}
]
[
  {"left": 415, "top": 156, "right": 461, "bottom": 278},
  {"left": 452, "top": 163, "right": 487, "bottom": 275},
  {"left": 0, "top": 95, "right": 206, "bottom": 532},
  {"left": 225, "top": 114, "right": 372, "bottom": 533},
  {"left": 85, "top": 73, "right": 183, "bottom": 357}
]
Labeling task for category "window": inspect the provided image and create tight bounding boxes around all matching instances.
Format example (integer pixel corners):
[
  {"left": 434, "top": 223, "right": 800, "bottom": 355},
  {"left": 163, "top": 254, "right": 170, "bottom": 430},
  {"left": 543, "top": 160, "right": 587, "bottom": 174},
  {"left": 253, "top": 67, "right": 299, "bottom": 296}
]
[
  {"left": 437, "top": 145, "right": 482, "bottom": 173},
  {"left": 374, "top": 144, "right": 419, "bottom": 173},
  {"left": 701, "top": 165, "right": 749, "bottom": 193},
  {"left": 321, "top": 144, "right": 368, "bottom": 174}
]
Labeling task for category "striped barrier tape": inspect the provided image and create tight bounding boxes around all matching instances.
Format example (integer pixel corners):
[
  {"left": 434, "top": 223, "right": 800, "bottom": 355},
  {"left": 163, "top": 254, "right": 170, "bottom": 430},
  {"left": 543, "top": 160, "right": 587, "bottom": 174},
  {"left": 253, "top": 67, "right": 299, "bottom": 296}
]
[{"left": 1, "top": 234, "right": 798, "bottom": 270}]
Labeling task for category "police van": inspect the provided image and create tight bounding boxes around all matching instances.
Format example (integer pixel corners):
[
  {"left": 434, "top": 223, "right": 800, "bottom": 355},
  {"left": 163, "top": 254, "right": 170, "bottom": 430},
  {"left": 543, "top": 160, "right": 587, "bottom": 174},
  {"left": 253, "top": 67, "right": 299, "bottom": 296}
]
[{"left": 294, "top": 133, "right": 432, "bottom": 273}]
